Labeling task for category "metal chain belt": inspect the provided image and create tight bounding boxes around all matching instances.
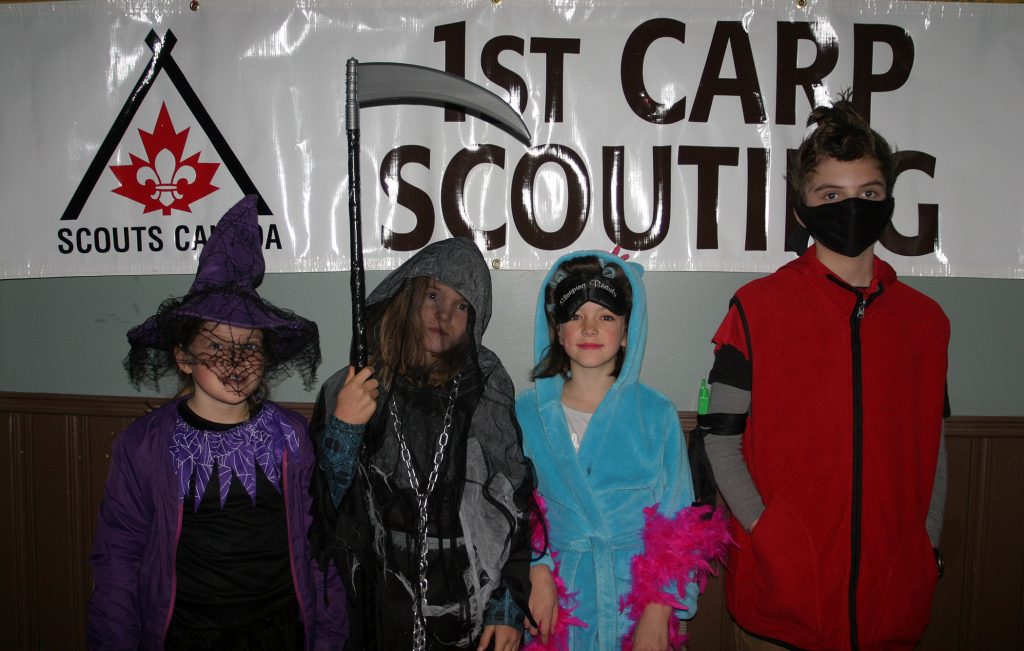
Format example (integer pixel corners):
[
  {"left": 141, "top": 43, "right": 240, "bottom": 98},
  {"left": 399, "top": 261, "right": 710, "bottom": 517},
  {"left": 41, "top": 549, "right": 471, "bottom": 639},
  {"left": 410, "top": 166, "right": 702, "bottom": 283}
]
[{"left": 390, "top": 374, "right": 460, "bottom": 651}]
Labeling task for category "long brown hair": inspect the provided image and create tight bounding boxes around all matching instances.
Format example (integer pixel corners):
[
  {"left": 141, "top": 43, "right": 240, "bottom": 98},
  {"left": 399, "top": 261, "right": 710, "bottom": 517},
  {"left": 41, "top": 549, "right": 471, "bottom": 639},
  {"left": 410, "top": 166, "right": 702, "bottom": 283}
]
[{"left": 370, "top": 276, "right": 471, "bottom": 389}]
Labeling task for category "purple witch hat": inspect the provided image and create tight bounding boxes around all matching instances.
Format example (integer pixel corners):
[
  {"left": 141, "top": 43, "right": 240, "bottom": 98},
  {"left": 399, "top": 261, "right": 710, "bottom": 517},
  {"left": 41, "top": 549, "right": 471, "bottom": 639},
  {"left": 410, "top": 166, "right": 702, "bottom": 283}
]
[{"left": 125, "top": 195, "right": 320, "bottom": 389}]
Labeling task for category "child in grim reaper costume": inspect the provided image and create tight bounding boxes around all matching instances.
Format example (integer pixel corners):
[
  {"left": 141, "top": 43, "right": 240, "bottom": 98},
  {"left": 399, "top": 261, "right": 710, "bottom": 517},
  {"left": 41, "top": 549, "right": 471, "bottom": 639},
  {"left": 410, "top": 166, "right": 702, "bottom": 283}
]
[
  {"left": 515, "top": 251, "right": 730, "bottom": 650},
  {"left": 309, "top": 238, "right": 536, "bottom": 650},
  {"left": 88, "top": 195, "right": 347, "bottom": 650}
]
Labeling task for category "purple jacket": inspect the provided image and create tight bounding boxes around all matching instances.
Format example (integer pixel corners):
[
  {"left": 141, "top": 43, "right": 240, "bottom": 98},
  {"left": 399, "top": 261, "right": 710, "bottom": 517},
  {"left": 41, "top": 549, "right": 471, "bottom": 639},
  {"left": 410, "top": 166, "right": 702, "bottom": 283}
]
[{"left": 88, "top": 398, "right": 347, "bottom": 650}]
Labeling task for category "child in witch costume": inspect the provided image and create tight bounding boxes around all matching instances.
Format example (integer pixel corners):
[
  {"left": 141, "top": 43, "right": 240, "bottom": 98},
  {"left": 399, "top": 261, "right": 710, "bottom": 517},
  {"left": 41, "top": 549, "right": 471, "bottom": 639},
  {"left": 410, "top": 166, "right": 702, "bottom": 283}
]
[
  {"left": 309, "top": 238, "right": 536, "bottom": 651},
  {"left": 515, "top": 251, "right": 730, "bottom": 651},
  {"left": 88, "top": 196, "right": 347, "bottom": 650}
]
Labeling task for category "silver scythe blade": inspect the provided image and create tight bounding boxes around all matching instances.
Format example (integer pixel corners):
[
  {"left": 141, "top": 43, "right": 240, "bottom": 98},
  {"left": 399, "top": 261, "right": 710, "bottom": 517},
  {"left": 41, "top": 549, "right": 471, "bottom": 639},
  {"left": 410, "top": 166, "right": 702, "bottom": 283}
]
[
  {"left": 355, "top": 62, "right": 531, "bottom": 144},
  {"left": 345, "top": 59, "right": 530, "bottom": 370}
]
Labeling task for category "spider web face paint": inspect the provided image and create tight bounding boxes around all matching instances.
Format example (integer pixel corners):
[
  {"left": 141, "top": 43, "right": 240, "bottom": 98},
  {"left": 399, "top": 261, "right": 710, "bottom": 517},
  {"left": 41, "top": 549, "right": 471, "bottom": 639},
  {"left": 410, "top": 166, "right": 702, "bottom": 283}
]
[{"left": 180, "top": 322, "right": 266, "bottom": 401}]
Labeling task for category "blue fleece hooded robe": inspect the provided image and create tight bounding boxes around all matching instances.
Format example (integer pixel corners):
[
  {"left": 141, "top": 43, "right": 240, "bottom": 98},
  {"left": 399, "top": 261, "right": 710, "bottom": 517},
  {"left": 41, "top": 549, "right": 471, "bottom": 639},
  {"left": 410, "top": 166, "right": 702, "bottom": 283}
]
[{"left": 514, "top": 250, "right": 699, "bottom": 650}]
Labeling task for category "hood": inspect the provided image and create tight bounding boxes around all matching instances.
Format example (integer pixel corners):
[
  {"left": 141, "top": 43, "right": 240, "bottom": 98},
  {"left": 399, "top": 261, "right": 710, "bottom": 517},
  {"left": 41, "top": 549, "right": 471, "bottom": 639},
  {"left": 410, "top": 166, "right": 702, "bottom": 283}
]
[
  {"left": 367, "top": 237, "right": 492, "bottom": 348},
  {"left": 775, "top": 245, "right": 900, "bottom": 319},
  {"left": 532, "top": 249, "right": 648, "bottom": 387},
  {"left": 783, "top": 245, "right": 898, "bottom": 288}
]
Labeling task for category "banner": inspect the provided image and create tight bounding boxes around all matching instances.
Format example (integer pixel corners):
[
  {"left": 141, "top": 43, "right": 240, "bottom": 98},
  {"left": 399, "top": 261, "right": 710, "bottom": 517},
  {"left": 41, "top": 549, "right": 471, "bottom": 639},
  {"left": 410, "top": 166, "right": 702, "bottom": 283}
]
[{"left": 1, "top": 0, "right": 1022, "bottom": 278}]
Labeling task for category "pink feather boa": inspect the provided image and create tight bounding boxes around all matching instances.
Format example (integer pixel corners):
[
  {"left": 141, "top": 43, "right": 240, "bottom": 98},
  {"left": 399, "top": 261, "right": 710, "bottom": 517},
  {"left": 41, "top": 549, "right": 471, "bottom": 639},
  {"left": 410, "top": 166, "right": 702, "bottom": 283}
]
[
  {"left": 523, "top": 491, "right": 587, "bottom": 650},
  {"left": 618, "top": 504, "right": 732, "bottom": 650}
]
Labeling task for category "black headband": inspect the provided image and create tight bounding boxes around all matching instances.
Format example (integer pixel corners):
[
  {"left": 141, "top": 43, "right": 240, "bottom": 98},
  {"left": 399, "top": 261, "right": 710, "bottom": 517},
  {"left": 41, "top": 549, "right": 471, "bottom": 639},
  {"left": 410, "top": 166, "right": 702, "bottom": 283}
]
[{"left": 551, "top": 272, "right": 629, "bottom": 324}]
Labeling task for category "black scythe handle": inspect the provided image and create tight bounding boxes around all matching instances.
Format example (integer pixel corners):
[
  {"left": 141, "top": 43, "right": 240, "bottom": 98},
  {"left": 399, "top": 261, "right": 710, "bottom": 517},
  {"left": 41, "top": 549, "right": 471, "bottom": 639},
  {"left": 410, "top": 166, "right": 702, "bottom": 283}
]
[{"left": 347, "top": 58, "right": 368, "bottom": 371}]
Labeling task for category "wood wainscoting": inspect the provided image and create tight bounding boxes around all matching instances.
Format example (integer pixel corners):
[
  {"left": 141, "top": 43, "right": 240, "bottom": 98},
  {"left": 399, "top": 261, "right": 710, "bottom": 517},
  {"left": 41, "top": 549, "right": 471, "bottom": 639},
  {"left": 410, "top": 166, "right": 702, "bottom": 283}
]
[{"left": 2, "top": 392, "right": 1022, "bottom": 650}]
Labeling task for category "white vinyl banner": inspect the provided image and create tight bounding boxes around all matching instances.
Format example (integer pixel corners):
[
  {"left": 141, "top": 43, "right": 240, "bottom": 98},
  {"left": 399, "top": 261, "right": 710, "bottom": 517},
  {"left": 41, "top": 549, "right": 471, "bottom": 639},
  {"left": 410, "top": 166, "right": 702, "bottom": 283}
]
[{"left": 1, "top": 0, "right": 1022, "bottom": 278}]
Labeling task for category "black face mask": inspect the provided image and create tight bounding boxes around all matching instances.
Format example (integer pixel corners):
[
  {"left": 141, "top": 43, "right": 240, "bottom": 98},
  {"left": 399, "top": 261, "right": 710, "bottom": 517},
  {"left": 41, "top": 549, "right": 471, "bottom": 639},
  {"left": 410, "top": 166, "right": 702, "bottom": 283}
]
[{"left": 795, "top": 196, "right": 895, "bottom": 258}]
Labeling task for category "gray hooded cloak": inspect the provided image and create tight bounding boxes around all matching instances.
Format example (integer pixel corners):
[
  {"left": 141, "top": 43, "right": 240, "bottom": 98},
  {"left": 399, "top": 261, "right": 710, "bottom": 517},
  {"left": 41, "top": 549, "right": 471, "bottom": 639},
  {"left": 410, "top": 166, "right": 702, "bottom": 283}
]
[{"left": 309, "top": 238, "right": 534, "bottom": 650}]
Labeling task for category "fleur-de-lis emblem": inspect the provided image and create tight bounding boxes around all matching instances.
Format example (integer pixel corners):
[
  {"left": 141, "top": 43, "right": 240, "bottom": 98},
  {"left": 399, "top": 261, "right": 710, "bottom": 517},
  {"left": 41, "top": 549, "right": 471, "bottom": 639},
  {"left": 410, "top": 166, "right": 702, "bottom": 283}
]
[
  {"left": 136, "top": 148, "right": 198, "bottom": 208},
  {"left": 111, "top": 103, "right": 219, "bottom": 215}
]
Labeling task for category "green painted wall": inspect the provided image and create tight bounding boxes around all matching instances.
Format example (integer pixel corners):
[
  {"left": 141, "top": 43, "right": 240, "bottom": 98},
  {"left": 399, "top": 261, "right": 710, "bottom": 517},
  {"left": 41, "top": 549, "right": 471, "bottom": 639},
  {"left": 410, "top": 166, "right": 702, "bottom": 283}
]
[{"left": 1, "top": 269, "right": 1020, "bottom": 415}]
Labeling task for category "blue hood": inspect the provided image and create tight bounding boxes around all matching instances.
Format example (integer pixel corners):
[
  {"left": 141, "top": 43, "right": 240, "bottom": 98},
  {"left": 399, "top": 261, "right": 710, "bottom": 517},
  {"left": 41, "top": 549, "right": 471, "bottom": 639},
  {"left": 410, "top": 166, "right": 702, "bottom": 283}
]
[{"left": 532, "top": 250, "right": 648, "bottom": 393}]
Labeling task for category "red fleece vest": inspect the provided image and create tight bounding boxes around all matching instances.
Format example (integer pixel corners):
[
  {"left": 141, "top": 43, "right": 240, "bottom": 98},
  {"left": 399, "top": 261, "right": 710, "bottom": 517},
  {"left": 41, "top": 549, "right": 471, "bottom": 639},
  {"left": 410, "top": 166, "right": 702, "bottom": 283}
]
[{"left": 714, "top": 250, "right": 949, "bottom": 651}]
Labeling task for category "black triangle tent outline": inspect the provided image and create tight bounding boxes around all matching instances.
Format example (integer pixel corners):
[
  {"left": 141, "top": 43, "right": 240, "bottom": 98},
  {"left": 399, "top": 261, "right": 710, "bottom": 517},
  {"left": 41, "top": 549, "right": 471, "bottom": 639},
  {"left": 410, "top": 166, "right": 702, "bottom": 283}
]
[{"left": 61, "top": 29, "right": 271, "bottom": 220}]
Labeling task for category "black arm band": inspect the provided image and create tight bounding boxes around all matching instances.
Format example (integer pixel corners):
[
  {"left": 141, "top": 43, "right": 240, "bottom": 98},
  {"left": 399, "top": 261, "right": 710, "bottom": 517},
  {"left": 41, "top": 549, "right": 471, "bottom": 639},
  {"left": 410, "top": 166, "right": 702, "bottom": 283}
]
[{"left": 695, "top": 412, "right": 747, "bottom": 437}]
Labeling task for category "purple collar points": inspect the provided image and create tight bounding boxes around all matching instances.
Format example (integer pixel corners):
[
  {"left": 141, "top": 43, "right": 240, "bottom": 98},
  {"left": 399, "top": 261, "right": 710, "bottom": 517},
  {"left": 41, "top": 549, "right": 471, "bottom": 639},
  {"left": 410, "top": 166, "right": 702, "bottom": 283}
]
[{"left": 169, "top": 402, "right": 298, "bottom": 510}]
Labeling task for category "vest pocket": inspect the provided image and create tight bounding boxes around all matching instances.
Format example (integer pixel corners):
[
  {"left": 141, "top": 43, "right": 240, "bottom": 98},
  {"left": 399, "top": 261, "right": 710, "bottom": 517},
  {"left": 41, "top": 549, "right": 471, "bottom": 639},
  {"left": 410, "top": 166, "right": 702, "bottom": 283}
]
[
  {"left": 749, "top": 495, "right": 823, "bottom": 635},
  {"left": 866, "top": 526, "right": 937, "bottom": 644}
]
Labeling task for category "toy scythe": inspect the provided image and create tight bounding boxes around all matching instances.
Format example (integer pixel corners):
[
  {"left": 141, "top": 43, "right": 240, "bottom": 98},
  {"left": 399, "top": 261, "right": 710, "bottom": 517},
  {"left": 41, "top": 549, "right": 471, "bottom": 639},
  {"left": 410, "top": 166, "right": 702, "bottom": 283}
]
[{"left": 345, "top": 59, "right": 531, "bottom": 369}]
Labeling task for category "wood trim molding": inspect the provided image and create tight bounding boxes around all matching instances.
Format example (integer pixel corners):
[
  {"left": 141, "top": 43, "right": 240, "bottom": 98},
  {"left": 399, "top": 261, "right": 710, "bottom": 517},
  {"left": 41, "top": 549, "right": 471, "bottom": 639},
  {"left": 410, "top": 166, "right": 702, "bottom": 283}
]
[
  {"left": 943, "top": 415, "right": 1024, "bottom": 437},
  {"left": 0, "top": 392, "right": 314, "bottom": 418},
  {"left": 2, "top": 392, "right": 1021, "bottom": 435}
]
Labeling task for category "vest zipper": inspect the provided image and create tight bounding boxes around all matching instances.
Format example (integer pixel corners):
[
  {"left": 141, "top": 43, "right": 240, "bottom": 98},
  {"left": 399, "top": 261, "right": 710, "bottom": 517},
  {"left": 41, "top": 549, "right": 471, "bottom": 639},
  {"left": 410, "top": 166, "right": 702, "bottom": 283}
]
[
  {"left": 828, "top": 276, "right": 883, "bottom": 651},
  {"left": 848, "top": 296, "right": 865, "bottom": 651}
]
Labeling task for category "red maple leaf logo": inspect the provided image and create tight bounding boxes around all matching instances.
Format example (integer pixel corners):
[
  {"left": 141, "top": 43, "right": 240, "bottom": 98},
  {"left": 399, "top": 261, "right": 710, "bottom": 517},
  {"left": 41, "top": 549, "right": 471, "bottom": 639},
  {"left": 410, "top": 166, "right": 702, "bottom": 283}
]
[{"left": 110, "top": 103, "right": 219, "bottom": 215}]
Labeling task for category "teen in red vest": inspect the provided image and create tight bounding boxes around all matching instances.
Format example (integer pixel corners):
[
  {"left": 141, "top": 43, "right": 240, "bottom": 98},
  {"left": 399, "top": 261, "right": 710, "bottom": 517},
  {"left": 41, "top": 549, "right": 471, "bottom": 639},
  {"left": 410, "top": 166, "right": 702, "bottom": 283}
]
[{"left": 694, "top": 93, "right": 949, "bottom": 651}]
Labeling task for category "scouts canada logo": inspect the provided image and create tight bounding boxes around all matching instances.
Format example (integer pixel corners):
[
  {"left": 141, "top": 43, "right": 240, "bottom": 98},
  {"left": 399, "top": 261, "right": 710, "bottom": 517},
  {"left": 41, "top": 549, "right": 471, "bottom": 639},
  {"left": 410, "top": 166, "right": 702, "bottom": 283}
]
[
  {"left": 61, "top": 29, "right": 270, "bottom": 224},
  {"left": 57, "top": 29, "right": 279, "bottom": 256},
  {"left": 110, "top": 103, "right": 219, "bottom": 215}
]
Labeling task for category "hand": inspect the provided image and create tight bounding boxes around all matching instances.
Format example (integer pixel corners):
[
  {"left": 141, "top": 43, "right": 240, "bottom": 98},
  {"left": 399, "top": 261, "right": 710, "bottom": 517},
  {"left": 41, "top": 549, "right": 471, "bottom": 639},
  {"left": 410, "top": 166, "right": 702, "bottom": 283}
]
[
  {"left": 632, "top": 602, "right": 672, "bottom": 651},
  {"left": 478, "top": 624, "right": 521, "bottom": 651},
  {"left": 525, "top": 564, "right": 558, "bottom": 644},
  {"left": 333, "top": 366, "right": 379, "bottom": 425}
]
